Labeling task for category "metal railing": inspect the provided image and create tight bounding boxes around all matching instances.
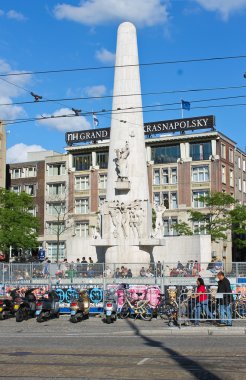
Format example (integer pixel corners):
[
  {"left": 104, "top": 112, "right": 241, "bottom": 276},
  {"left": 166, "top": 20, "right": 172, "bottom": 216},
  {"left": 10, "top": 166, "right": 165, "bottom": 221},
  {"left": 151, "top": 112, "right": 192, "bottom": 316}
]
[{"left": 177, "top": 292, "right": 246, "bottom": 327}]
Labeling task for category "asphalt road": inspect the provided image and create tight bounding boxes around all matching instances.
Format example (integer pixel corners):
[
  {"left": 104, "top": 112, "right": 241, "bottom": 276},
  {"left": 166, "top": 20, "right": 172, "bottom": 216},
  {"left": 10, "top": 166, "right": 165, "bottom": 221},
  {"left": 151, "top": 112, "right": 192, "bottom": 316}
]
[{"left": 0, "top": 317, "right": 245, "bottom": 380}]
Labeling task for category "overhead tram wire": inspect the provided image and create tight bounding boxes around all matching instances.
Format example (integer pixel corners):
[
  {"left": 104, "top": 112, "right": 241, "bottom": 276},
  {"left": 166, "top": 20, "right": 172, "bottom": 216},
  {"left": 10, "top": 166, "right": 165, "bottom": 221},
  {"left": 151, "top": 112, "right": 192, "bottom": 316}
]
[
  {"left": 5, "top": 101, "right": 246, "bottom": 127},
  {"left": 1, "top": 54, "right": 246, "bottom": 77},
  {"left": 1, "top": 84, "right": 246, "bottom": 107}
]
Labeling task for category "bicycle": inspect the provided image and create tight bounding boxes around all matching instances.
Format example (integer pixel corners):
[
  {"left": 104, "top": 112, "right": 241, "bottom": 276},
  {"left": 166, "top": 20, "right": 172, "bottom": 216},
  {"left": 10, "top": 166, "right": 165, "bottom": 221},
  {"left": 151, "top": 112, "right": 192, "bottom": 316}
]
[{"left": 119, "top": 291, "right": 153, "bottom": 321}]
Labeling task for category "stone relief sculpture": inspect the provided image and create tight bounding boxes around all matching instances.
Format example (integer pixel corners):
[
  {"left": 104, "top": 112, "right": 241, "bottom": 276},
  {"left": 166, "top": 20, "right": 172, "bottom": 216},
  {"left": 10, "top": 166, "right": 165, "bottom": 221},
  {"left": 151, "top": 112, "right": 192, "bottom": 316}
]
[
  {"left": 153, "top": 204, "right": 166, "bottom": 238},
  {"left": 115, "top": 141, "right": 130, "bottom": 180}
]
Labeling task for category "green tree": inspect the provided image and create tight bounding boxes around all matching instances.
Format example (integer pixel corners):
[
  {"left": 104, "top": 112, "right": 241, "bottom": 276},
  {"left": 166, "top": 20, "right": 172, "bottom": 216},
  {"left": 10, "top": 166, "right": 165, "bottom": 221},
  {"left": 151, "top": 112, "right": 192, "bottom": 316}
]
[
  {"left": 230, "top": 204, "right": 246, "bottom": 249},
  {"left": 0, "top": 188, "right": 39, "bottom": 253}
]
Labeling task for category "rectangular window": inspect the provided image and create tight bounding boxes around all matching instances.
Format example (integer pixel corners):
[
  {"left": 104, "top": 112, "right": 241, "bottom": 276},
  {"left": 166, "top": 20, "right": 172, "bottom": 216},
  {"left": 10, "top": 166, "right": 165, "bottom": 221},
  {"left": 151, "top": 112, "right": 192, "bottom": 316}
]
[
  {"left": 73, "top": 154, "right": 92, "bottom": 171},
  {"left": 229, "top": 170, "right": 234, "bottom": 187},
  {"left": 47, "top": 242, "right": 65, "bottom": 261},
  {"left": 243, "top": 160, "right": 246, "bottom": 172},
  {"left": 192, "top": 166, "right": 209, "bottom": 182},
  {"left": 221, "top": 144, "right": 226, "bottom": 159},
  {"left": 221, "top": 165, "right": 226, "bottom": 184},
  {"left": 243, "top": 180, "right": 246, "bottom": 193},
  {"left": 238, "top": 157, "right": 241, "bottom": 169},
  {"left": 25, "top": 167, "right": 37, "bottom": 178},
  {"left": 28, "top": 207, "right": 37, "bottom": 217},
  {"left": 96, "top": 152, "right": 108, "bottom": 169},
  {"left": 153, "top": 192, "right": 160, "bottom": 206},
  {"left": 151, "top": 145, "right": 180, "bottom": 164},
  {"left": 47, "top": 202, "right": 66, "bottom": 216},
  {"left": 170, "top": 192, "right": 178, "bottom": 209},
  {"left": 11, "top": 185, "right": 21, "bottom": 193},
  {"left": 47, "top": 222, "right": 65, "bottom": 235},
  {"left": 47, "top": 163, "right": 66, "bottom": 176},
  {"left": 75, "top": 176, "right": 89, "bottom": 190},
  {"left": 75, "top": 198, "right": 89, "bottom": 214},
  {"left": 162, "top": 168, "right": 169, "bottom": 184},
  {"left": 47, "top": 183, "right": 66, "bottom": 196},
  {"left": 163, "top": 218, "right": 178, "bottom": 236},
  {"left": 193, "top": 220, "right": 208, "bottom": 235},
  {"left": 24, "top": 184, "right": 36, "bottom": 196},
  {"left": 162, "top": 192, "right": 169, "bottom": 209},
  {"left": 11, "top": 168, "right": 22, "bottom": 179},
  {"left": 99, "top": 174, "right": 107, "bottom": 189},
  {"left": 75, "top": 222, "right": 89, "bottom": 238},
  {"left": 171, "top": 168, "right": 177, "bottom": 184},
  {"left": 238, "top": 178, "right": 242, "bottom": 191},
  {"left": 229, "top": 149, "right": 234, "bottom": 163},
  {"left": 154, "top": 169, "right": 160, "bottom": 185},
  {"left": 190, "top": 142, "right": 212, "bottom": 161},
  {"left": 193, "top": 191, "right": 208, "bottom": 208}
]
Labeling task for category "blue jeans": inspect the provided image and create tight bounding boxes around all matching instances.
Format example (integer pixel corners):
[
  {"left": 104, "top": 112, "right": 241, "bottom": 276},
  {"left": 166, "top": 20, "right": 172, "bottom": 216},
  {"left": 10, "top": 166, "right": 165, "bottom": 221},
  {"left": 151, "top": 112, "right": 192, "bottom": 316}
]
[
  {"left": 219, "top": 304, "right": 232, "bottom": 325},
  {"left": 195, "top": 300, "right": 214, "bottom": 323}
]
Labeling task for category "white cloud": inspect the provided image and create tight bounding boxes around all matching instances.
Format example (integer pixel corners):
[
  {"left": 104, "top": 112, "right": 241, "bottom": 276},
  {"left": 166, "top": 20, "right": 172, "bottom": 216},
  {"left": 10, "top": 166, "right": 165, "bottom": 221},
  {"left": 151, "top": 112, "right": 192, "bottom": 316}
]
[
  {"left": 53, "top": 0, "right": 169, "bottom": 27},
  {"left": 6, "top": 10, "right": 27, "bottom": 21},
  {"left": 84, "top": 85, "right": 107, "bottom": 97},
  {"left": 37, "top": 108, "right": 91, "bottom": 132},
  {"left": 7, "top": 143, "right": 46, "bottom": 164},
  {"left": 194, "top": 0, "right": 246, "bottom": 20},
  {"left": 0, "top": 9, "right": 4, "bottom": 17},
  {"left": 95, "top": 48, "right": 115, "bottom": 64},
  {"left": 0, "top": 59, "right": 32, "bottom": 121}
]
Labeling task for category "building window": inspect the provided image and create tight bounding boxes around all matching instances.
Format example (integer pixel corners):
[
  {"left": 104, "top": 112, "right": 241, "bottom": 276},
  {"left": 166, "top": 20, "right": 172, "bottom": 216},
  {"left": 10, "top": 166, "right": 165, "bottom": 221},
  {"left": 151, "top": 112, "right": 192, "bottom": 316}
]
[
  {"left": 192, "top": 191, "right": 208, "bottom": 208},
  {"left": 47, "top": 202, "right": 66, "bottom": 216},
  {"left": 47, "top": 183, "right": 66, "bottom": 196},
  {"left": 161, "top": 192, "right": 178, "bottom": 209},
  {"left": 75, "top": 176, "right": 89, "bottom": 190},
  {"left": 221, "top": 143, "right": 226, "bottom": 159},
  {"left": 11, "top": 185, "right": 21, "bottom": 193},
  {"left": 151, "top": 145, "right": 180, "bottom": 164},
  {"left": 243, "top": 180, "right": 246, "bottom": 193},
  {"left": 229, "top": 170, "right": 234, "bottom": 187},
  {"left": 153, "top": 192, "right": 160, "bottom": 206},
  {"left": 171, "top": 168, "right": 177, "bottom": 184},
  {"left": 11, "top": 168, "right": 22, "bottom": 179},
  {"left": 154, "top": 169, "right": 160, "bottom": 185},
  {"left": 229, "top": 149, "right": 234, "bottom": 163},
  {"left": 96, "top": 152, "right": 108, "bottom": 169},
  {"left": 28, "top": 206, "right": 37, "bottom": 217},
  {"left": 238, "top": 178, "right": 242, "bottom": 192},
  {"left": 47, "top": 242, "right": 65, "bottom": 261},
  {"left": 162, "top": 192, "right": 169, "bottom": 209},
  {"left": 25, "top": 167, "right": 37, "bottom": 177},
  {"left": 190, "top": 142, "right": 212, "bottom": 161},
  {"left": 162, "top": 168, "right": 169, "bottom": 184},
  {"left": 193, "top": 220, "right": 208, "bottom": 235},
  {"left": 163, "top": 218, "right": 178, "bottom": 236},
  {"left": 46, "top": 222, "right": 65, "bottom": 235},
  {"left": 238, "top": 157, "right": 241, "bottom": 169},
  {"left": 170, "top": 192, "right": 178, "bottom": 209},
  {"left": 73, "top": 154, "right": 92, "bottom": 171},
  {"left": 75, "top": 222, "right": 89, "bottom": 238},
  {"left": 47, "top": 163, "right": 66, "bottom": 176},
  {"left": 75, "top": 198, "right": 89, "bottom": 214},
  {"left": 99, "top": 174, "right": 107, "bottom": 189},
  {"left": 243, "top": 160, "right": 246, "bottom": 172},
  {"left": 192, "top": 166, "right": 209, "bottom": 182},
  {"left": 221, "top": 165, "right": 226, "bottom": 184},
  {"left": 24, "top": 184, "right": 36, "bottom": 196}
]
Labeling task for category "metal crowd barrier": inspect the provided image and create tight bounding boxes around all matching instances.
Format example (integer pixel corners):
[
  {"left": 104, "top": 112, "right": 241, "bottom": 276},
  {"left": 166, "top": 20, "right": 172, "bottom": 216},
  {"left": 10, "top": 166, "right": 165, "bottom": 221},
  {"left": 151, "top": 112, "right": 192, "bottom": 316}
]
[{"left": 177, "top": 291, "right": 246, "bottom": 327}]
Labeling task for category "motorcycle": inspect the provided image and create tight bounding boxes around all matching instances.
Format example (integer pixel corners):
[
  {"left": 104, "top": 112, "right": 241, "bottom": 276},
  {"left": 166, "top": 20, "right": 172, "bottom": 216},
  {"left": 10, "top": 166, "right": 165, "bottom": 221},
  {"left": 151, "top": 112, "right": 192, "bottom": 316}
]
[
  {"left": 70, "top": 290, "right": 90, "bottom": 323},
  {"left": 0, "top": 289, "right": 21, "bottom": 320},
  {"left": 16, "top": 288, "right": 37, "bottom": 322},
  {"left": 36, "top": 290, "right": 60, "bottom": 322},
  {"left": 104, "top": 288, "right": 118, "bottom": 324}
]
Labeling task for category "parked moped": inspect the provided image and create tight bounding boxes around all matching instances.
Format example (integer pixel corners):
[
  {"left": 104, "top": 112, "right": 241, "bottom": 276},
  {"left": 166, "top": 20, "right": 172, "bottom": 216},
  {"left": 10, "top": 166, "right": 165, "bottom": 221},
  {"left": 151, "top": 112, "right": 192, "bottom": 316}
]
[{"left": 70, "top": 290, "right": 90, "bottom": 323}]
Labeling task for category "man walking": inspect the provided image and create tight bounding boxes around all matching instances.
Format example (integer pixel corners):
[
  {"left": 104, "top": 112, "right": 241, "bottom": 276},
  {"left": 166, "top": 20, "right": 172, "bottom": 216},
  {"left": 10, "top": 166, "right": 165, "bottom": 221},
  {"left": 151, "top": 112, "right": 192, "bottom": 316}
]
[{"left": 217, "top": 271, "right": 232, "bottom": 326}]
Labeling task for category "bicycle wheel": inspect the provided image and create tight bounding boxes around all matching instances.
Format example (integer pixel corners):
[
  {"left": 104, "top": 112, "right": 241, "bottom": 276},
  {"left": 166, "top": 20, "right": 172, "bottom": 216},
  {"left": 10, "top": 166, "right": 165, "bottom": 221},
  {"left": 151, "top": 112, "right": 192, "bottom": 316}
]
[
  {"left": 235, "top": 300, "right": 246, "bottom": 319},
  {"left": 140, "top": 306, "right": 153, "bottom": 321},
  {"left": 119, "top": 303, "right": 130, "bottom": 319}
]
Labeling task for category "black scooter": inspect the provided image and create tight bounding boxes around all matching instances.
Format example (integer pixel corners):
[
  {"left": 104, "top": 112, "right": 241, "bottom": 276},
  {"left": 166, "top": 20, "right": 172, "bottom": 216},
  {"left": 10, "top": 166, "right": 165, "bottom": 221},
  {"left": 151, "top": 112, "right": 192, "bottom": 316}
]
[
  {"left": 15, "top": 288, "right": 37, "bottom": 322},
  {"left": 0, "top": 289, "right": 20, "bottom": 320},
  {"left": 36, "top": 290, "right": 60, "bottom": 322}
]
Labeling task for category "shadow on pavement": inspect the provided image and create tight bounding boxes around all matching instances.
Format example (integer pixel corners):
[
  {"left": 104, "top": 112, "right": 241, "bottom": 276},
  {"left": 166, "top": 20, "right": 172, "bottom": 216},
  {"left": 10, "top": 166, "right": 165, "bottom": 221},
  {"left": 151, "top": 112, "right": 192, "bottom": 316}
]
[{"left": 126, "top": 318, "right": 221, "bottom": 380}]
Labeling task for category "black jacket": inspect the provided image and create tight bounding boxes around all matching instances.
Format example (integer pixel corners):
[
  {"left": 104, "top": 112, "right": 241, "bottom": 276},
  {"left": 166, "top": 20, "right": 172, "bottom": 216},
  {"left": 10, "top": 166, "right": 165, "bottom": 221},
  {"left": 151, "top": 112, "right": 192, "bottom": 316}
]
[{"left": 217, "top": 277, "right": 232, "bottom": 304}]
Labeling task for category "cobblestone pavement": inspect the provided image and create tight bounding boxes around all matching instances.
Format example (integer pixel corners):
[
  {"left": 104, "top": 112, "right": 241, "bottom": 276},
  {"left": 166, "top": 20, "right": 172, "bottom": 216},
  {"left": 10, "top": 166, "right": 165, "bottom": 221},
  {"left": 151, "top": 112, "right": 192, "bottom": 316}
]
[{"left": 0, "top": 316, "right": 245, "bottom": 380}]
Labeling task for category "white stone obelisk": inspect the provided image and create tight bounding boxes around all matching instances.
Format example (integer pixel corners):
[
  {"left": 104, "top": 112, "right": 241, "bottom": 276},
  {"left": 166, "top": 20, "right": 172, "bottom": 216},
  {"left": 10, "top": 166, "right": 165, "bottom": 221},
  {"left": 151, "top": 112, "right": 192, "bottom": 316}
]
[{"left": 102, "top": 22, "right": 152, "bottom": 265}]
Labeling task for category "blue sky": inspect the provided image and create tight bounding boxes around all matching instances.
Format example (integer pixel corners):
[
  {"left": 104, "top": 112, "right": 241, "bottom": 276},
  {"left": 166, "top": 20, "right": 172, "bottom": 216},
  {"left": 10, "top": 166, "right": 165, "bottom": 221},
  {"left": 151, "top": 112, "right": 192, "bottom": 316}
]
[{"left": 1, "top": 0, "right": 246, "bottom": 162}]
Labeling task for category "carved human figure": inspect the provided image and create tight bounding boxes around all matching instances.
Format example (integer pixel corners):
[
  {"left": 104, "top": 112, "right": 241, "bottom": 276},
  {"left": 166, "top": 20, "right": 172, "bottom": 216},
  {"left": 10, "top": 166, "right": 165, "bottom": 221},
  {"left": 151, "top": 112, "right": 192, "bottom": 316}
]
[
  {"left": 115, "top": 141, "right": 130, "bottom": 180},
  {"left": 154, "top": 204, "right": 166, "bottom": 238},
  {"left": 120, "top": 202, "right": 129, "bottom": 238},
  {"left": 108, "top": 201, "right": 121, "bottom": 238}
]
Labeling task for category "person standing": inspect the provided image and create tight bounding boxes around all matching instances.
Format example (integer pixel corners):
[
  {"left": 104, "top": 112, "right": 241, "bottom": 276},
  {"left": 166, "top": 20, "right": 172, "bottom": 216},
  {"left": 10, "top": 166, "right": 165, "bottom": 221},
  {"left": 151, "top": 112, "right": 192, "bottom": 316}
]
[
  {"left": 217, "top": 271, "right": 232, "bottom": 326},
  {"left": 193, "top": 277, "right": 213, "bottom": 326}
]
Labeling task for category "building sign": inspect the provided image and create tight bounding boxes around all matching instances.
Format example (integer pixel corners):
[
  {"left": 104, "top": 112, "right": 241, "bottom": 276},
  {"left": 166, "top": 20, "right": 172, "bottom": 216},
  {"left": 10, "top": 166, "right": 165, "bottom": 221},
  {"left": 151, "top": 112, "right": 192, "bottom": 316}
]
[{"left": 65, "top": 115, "right": 215, "bottom": 145}]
